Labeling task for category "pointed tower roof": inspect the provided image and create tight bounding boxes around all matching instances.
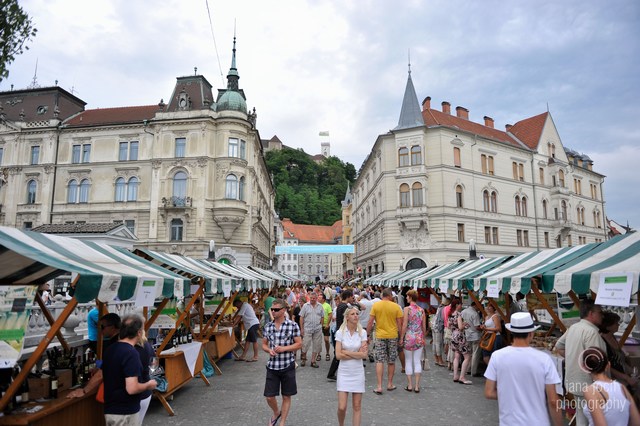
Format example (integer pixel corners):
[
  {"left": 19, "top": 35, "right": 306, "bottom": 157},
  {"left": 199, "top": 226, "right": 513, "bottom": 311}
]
[
  {"left": 216, "top": 35, "right": 247, "bottom": 113},
  {"left": 341, "top": 182, "right": 353, "bottom": 207},
  {"left": 394, "top": 63, "right": 424, "bottom": 131}
]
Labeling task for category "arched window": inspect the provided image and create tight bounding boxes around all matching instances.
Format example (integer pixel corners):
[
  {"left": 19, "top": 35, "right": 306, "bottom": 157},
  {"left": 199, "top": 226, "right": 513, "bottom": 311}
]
[
  {"left": 399, "top": 183, "right": 410, "bottom": 207},
  {"left": 26, "top": 180, "right": 37, "bottom": 204},
  {"left": 398, "top": 148, "right": 409, "bottom": 167},
  {"left": 483, "top": 190, "right": 490, "bottom": 212},
  {"left": 127, "top": 177, "right": 139, "bottom": 201},
  {"left": 515, "top": 195, "right": 521, "bottom": 216},
  {"left": 522, "top": 197, "right": 528, "bottom": 216},
  {"left": 79, "top": 179, "right": 90, "bottom": 203},
  {"left": 559, "top": 170, "right": 565, "bottom": 187},
  {"left": 115, "top": 177, "right": 126, "bottom": 202},
  {"left": 542, "top": 199, "right": 548, "bottom": 219},
  {"left": 67, "top": 180, "right": 78, "bottom": 203},
  {"left": 238, "top": 176, "right": 245, "bottom": 201},
  {"left": 410, "top": 146, "right": 422, "bottom": 165},
  {"left": 225, "top": 174, "right": 238, "bottom": 199},
  {"left": 173, "top": 171, "right": 187, "bottom": 198},
  {"left": 170, "top": 218, "right": 183, "bottom": 241},
  {"left": 455, "top": 185, "right": 463, "bottom": 208},
  {"left": 561, "top": 200, "right": 568, "bottom": 220},
  {"left": 490, "top": 191, "right": 497, "bottom": 213},
  {"left": 412, "top": 182, "right": 423, "bottom": 206}
]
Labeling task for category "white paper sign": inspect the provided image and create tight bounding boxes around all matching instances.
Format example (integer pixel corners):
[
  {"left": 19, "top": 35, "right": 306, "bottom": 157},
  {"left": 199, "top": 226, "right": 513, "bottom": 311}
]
[
  {"left": 487, "top": 279, "right": 500, "bottom": 298},
  {"left": 135, "top": 278, "right": 161, "bottom": 307},
  {"left": 98, "top": 275, "right": 121, "bottom": 302},
  {"left": 439, "top": 280, "right": 448, "bottom": 294},
  {"left": 251, "top": 281, "right": 257, "bottom": 292},
  {"left": 595, "top": 273, "right": 633, "bottom": 307},
  {"left": 174, "top": 279, "right": 184, "bottom": 299},
  {"left": 222, "top": 280, "right": 232, "bottom": 297}
]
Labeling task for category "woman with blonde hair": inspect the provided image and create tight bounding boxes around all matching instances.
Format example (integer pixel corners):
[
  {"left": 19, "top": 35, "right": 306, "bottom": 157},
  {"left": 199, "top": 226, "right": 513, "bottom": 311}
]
[
  {"left": 399, "top": 289, "right": 427, "bottom": 393},
  {"left": 335, "top": 306, "right": 368, "bottom": 426}
]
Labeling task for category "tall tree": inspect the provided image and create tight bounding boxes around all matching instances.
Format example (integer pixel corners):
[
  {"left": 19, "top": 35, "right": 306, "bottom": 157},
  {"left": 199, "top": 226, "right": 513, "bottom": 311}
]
[{"left": 0, "top": 0, "right": 37, "bottom": 82}]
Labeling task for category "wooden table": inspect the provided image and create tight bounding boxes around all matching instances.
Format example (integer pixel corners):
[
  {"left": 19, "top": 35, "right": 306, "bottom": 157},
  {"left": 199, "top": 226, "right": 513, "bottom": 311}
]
[
  {"left": 154, "top": 342, "right": 210, "bottom": 416},
  {"left": 202, "top": 328, "right": 238, "bottom": 375},
  {"left": 0, "top": 388, "right": 104, "bottom": 426}
]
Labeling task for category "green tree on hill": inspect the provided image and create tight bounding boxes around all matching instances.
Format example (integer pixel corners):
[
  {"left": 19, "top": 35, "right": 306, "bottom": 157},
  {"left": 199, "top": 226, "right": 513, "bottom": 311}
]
[{"left": 265, "top": 147, "right": 355, "bottom": 226}]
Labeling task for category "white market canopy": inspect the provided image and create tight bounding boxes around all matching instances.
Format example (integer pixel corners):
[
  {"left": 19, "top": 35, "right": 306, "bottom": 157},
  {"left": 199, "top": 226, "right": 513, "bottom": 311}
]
[
  {"left": 0, "top": 226, "right": 189, "bottom": 303},
  {"left": 431, "top": 256, "right": 512, "bottom": 292},
  {"left": 248, "top": 266, "right": 294, "bottom": 283},
  {"left": 473, "top": 244, "right": 597, "bottom": 295},
  {"left": 541, "top": 232, "right": 640, "bottom": 295}
]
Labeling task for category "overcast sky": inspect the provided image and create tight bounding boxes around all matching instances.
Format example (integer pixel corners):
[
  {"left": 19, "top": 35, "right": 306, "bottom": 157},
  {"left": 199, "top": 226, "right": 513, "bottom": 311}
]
[{"left": 4, "top": 0, "right": 639, "bottom": 228}]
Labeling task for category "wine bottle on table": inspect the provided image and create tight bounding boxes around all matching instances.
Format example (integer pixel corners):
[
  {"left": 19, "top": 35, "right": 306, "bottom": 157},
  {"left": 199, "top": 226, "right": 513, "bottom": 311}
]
[{"left": 49, "top": 369, "right": 58, "bottom": 399}]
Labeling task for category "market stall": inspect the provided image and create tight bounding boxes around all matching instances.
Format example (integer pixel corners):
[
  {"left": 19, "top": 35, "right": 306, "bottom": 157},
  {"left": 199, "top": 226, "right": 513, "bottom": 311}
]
[{"left": 0, "top": 226, "right": 189, "bottom": 425}]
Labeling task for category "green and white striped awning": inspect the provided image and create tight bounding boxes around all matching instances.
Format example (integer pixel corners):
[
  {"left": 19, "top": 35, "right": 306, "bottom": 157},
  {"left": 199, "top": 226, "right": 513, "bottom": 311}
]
[
  {"left": 409, "top": 264, "right": 462, "bottom": 288},
  {"left": 248, "top": 266, "right": 295, "bottom": 283},
  {"left": 424, "top": 261, "right": 470, "bottom": 289},
  {"left": 0, "top": 226, "right": 189, "bottom": 303},
  {"left": 473, "top": 244, "right": 597, "bottom": 295},
  {"left": 433, "top": 256, "right": 511, "bottom": 292},
  {"left": 541, "top": 232, "right": 640, "bottom": 295},
  {"left": 133, "top": 248, "right": 236, "bottom": 294},
  {"left": 386, "top": 267, "right": 432, "bottom": 287},
  {"left": 198, "top": 259, "right": 272, "bottom": 290}
]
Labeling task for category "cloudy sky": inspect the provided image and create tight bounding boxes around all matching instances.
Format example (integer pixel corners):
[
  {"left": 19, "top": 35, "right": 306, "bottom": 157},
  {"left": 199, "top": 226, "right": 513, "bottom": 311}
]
[{"left": 4, "top": 0, "right": 639, "bottom": 228}]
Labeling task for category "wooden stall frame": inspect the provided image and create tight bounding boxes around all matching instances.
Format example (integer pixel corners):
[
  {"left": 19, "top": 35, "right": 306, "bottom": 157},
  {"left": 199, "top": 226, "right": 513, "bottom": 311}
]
[{"left": 0, "top": 292, "right": 79, "bottom": 412}]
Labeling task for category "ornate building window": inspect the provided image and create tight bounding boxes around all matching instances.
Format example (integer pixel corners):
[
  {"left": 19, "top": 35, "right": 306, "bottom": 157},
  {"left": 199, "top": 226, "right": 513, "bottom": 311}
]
[
  {"left": 67, "top": 180, "right": 78, "bottom": 203},
  {"left": 398, "top": 147, "right": 409, "bottom": 167},
  {"left": 399, "top": 183, "right": 410, "bottom": 207},
  {"left": 225, "top": 174, "right": 238, "bottom": 199},
  {"left": 175, "top": 138, "right": 186, "bottom": 158},
  {"left": 79, "top": 179, "right": 90, "bottom": 203},
  {"left": 170, "top": 218, "right": 183, "bottom": 241},
  {"left": 490, "top": 191, "right": 497, "bottom": 213},
  {"left": 115, "top": 177, "right": 126, "bottom": 202},
  {"left": 542, "top": 199, "right": 548, "bottom": 219},
  {"left": 228, "top": 138, "right": 239, "bottom": 157},
  {"left": 26, "top": 180, "right": 37, "bottom": 204},
  {"left": 483, "top": 190, "right": 490, "bottom": 212},
  {"left": 30, "top": 146, "right": 40, "bottom": 165},
  {"left": 453, "top": 147, "right": 461, "bottom": 168},
  {"left": 173, "top": 171, "right": 187, "bottom": 200},
  {"left": 412, "top": 182, "right": 423, "bottom": 206},
  {"left": 456, "top": 185, "right": 463, "bottom": 208},
  {"left": 127, "top": 177, "right": 139, "bottom": 201},
  {"left": 410, "top": 146, "right": 422, "bottom": 165}
]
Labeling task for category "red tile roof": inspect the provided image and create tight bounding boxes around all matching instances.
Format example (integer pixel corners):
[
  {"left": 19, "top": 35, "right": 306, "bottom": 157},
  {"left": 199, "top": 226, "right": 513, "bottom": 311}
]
[
  {"left": 282, "top": 218, "right": 342, "bottom": 243},
  {"left": 64, "top": 105, "right": 158, "bottom": 127},
  {"left": 421, "top": 107, "right": 549, "bottom": 152},
  {"left": 508, "top": 112, "right": 549, "bottom": 150}
]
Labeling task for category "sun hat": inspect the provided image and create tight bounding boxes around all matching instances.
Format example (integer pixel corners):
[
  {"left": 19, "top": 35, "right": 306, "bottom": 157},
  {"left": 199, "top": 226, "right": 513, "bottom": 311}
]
[
  {"left": 441, "top": 296, "right": 450, "bottom": 306},
  {"left": 505, "top": 312, "right": 540, "bottom": 333}
]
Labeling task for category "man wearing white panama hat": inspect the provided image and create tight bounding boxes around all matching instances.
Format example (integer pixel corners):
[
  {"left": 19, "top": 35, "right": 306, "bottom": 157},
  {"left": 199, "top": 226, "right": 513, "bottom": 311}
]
[{"left": 484, "top": 312, "right": 563, "bottom": 426}]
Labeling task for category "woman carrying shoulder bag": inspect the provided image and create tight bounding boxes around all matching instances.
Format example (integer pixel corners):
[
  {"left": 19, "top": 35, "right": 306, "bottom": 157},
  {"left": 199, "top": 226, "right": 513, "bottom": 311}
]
[{"left": 482, "top": 304, "right": 502, "bottom": 365}]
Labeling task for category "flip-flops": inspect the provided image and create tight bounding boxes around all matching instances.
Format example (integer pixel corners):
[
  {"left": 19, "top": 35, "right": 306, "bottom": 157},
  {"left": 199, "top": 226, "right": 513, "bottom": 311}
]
[
  {"left": 459, "top": 379, "right": 473, "bottom": 385},
  {"left": 246, "top": 358, "right": 258, "bottom": 362},
  {"left": 270, "top": 412, "right": 282, "bottom": 426},
  {"left": 372, "top": 389, "right": 383, "bottom": 395},
  {"left": 414, "top": 388, "right": 420, "bottom": 393},
  {"left": 387, "top": 386, "right": 397, "bottom": 391},
  {"left": 404, "top": 386, "right": 413, "bottom": 392}
]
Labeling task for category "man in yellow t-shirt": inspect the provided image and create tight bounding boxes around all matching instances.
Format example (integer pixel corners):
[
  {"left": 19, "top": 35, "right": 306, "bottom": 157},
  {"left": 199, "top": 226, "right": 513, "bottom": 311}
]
[
  {"left": 366, "top": 288, "right": 403, "bottom": 394},
  {"left": 319, "top": 292, "right": 333, "bottom": 361}
]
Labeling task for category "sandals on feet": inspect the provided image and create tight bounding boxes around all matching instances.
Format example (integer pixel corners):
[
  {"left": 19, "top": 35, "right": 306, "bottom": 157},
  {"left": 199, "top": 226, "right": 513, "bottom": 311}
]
[
  {"left": 310, "top": 362, "right": 319, "bottom": 368},
  {"left": 372, "top": 389, "right": 383, "bottom": 395},
  {"left": 316, "top": 354, "right": 321, "bottom": 362},
  {"left": 414, "top": 387, "right": 420, "bottom": 393},
  {"left": 404, "top": 386, "right": 413, "bottom": 392},
  {"left": 270, "top": 412, "right": 282, "bottom": 426},
  {"left": 326, "top": 354, "right": 330, "bottom": 361},
  {"left": 459, "top": 379, "right": 473, "bottom": 385}
]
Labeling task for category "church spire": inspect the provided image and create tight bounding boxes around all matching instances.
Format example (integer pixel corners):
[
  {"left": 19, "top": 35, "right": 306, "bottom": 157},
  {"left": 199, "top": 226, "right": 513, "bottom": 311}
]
[
  {"left": 226, "top": 34, "right": 240, "bottom": 91},
  {"left": 393, "top": 56, "right": 424, "bottom": 131}
]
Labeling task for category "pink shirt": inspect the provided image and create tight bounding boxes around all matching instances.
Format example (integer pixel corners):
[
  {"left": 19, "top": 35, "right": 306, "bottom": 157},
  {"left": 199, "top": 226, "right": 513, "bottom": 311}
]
[{"left": 443, "top": 304, "right": 452, "bottom": 328}]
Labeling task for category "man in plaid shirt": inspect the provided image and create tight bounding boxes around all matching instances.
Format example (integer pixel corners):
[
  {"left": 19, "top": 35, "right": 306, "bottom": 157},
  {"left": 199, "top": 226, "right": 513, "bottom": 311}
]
[{"left": 262, "top": 298, "right": 302, "bottom": 426}]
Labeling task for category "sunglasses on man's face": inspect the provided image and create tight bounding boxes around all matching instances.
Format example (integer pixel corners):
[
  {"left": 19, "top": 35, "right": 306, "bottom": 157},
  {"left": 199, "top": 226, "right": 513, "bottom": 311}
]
[{"left": 271, "top": 307, "right": 284, "bottom": 312}]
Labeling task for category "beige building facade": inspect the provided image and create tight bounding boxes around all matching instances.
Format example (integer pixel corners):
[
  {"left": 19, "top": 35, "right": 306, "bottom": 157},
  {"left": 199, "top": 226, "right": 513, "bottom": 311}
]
[
  {"left": 0, "top": 39, "right": 274, "bottom": 267},
  {"left": 353, "top": 70, "right": 607, "bottom": 278}
]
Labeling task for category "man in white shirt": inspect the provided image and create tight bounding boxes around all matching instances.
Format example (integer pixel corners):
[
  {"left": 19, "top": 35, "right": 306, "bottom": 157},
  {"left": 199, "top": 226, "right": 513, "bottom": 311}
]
[
  {"left": 485, "top": 312, "right": 562, "bottom": 426},
  {"left": 233, "top": 299, "right": 261, "bottom": 362},
  {"left": 461, "top": 303, "right": 482, "bottom": 377},
  {"left": 554, "top": 299, "right": 606, "bottom": 426}
]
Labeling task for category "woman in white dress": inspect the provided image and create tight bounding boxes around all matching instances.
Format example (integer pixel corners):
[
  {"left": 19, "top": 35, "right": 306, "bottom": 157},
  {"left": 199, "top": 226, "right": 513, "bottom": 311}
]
[{"left": 335, "top": 306, "right": 368, "bottom": 426}]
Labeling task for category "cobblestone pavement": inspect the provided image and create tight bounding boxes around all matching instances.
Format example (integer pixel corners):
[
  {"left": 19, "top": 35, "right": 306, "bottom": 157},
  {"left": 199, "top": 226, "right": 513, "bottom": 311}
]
[{"left": 143, "top": 345, "right": 501, "bottom": 426}]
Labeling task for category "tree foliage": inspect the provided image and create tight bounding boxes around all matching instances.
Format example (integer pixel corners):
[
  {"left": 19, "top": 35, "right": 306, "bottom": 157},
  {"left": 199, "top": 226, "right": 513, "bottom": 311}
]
[
  {"left": 265, "top": 147, "right": 356, "bottom": 226},
  {"left": 0, "top": 0, "right": 37, "bottom": 82}
]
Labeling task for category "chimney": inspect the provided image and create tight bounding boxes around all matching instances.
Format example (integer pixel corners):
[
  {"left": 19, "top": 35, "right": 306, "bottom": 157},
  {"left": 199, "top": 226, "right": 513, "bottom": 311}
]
[
  {"left": 442, "top": 101, "right": 451, "bottom": 115},
  {"left": 484, "top": 116, "right": 494, "bottom": 128},
  {"left": 456, "top": 106, "right": 469, "bottom": 120},
  {"left": 505, "top": 124, "right": 513, "bottom": 132},
  {"left": 422, "top": 96, "right": 431, "bottom": 111}
]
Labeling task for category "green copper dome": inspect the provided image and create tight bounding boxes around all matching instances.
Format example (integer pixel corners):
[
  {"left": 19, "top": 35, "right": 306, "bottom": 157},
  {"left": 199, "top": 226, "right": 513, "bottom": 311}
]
[{"left": 217, "top": 90, "right": 247, "bottom": 113}]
